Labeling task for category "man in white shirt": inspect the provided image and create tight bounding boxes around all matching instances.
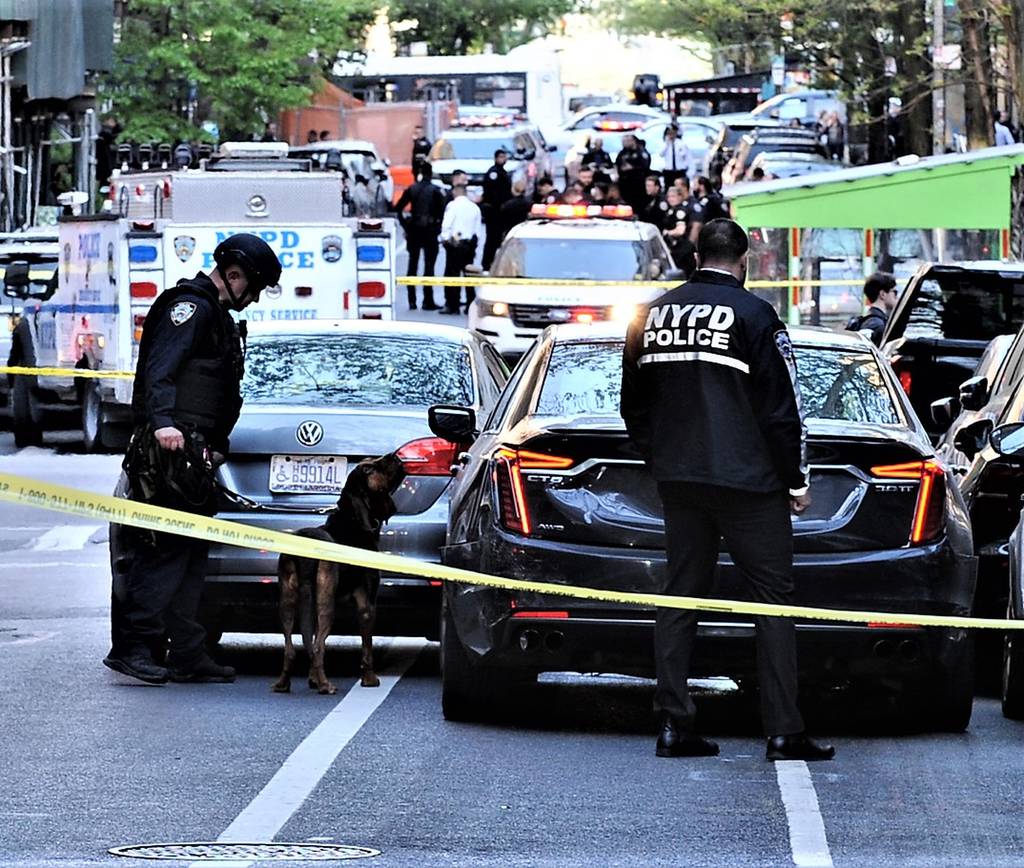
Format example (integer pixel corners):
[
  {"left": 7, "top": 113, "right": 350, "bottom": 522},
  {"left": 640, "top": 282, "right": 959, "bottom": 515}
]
[
  {"left": 439, "top": 184, "right": 483, "bottom": 314},
  {"left": 660, "top": 124, "right": 691, "bottom": 188},
  {"left": 995, "top": 112, "right": 1016, "bottom": 147}
]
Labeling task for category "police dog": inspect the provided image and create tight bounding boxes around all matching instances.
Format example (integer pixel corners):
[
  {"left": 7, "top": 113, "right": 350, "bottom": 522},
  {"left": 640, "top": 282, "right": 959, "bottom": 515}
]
[{"left": 272, "top": 453, "right": 406, "bottom": 695}]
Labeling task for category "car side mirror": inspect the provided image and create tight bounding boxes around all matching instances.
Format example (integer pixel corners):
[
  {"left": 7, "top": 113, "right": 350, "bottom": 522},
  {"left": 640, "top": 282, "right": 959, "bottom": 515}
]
[
  {"left": 930, "top": 396, "right": 958, "bottom": 431},
  {"left": 959, "top": 376, "right": 989, "bottom": 412},
  {"left": 991, "top": 423, "right": 1024, "bottom": 460},
  {"left": 954, "top": 418, "right": 994, "bottom": 460},
  {"left": 428, "top": 404, "right": 478, "bottom": 444}
]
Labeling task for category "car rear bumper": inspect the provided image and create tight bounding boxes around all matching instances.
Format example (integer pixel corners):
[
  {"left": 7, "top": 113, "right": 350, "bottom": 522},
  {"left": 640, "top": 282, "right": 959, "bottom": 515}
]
[{"left": 443, "top": 528, "right": 976, "bottom": 680}]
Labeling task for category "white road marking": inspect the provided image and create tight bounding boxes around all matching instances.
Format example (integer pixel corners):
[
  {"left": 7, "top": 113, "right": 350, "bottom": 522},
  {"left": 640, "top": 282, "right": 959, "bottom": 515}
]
[
  {"left": 29, "top": 524, "right": 103, "bottom": 551},
  {"left": 775, "top": 760, "right": 833, "bottom": 867},
  {"left": 188, "top": 643, "right": 421, "bottom": 868}
]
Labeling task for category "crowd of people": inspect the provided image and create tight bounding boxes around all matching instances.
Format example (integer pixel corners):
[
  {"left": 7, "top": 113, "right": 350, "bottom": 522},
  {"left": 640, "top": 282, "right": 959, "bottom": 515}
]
[{"left": 397, "top": 124, "right": 734, "bottom": 313}]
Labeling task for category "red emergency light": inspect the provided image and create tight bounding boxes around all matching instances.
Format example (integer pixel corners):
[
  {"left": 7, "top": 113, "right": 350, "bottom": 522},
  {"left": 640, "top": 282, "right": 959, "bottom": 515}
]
[
  {"left": 528, "top": 203, "right": 634, "bottom": 220},
  {"left": 593, "top": 120, "right": 644, "bottom": 131}
]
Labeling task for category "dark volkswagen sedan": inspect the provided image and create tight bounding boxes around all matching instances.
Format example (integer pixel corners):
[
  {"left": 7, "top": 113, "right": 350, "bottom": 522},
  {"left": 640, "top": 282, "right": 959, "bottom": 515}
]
[
  {"left": 196, "top": 320, "right": 508, "bottom": 641},
  {"left": 432, "top": 323, "right": 977, "bottom": 729}
]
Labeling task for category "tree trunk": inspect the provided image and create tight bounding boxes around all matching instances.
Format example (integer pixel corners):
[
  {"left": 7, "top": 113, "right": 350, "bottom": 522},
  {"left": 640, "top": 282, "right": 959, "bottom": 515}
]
[
  {"left": 896, "top": 0, "right": 933, "bottom": 157},
  {"left": 962, "top": 0, "right": 995, "bottom": 148}
]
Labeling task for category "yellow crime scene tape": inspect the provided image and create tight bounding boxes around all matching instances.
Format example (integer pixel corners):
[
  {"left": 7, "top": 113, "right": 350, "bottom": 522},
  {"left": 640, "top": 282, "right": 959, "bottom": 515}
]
[
  {"left": 0, "top": 470, "right": 1012, "bottom": 631},
  {"left": 0, "top": 365, "right": 134, "bottom": 380},
  {"left": 396, "top": 276, "right": 866, "bottom": 289}
]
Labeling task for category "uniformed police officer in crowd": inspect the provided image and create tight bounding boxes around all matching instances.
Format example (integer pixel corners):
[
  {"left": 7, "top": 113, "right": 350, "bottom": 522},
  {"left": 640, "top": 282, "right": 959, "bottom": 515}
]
[
  {"left": 621, "top": 219, "right": 835, "bottom": 762},
  {"left": 481, "top": 148, "right": 513, "bottom": 271},
  {"left": 411, "top": 125, "right": 432, "bottom": 170},
  {"left": 639, "top": 174, "right": 668, "bottom": 230},
  {"left": 394, "top": 162, "right": 447, "bottom": 310},
  {"left": 104, "top": 234, "right": 282, "bottom": 685},
  {"left": 661, "top": 184, "right": 701, "bottom": 277}
]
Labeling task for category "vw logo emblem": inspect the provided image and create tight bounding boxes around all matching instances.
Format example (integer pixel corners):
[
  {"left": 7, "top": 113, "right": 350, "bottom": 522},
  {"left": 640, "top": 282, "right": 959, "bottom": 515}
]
[{"left": 295, "top": 420, "right": 324, "bottom": 448}]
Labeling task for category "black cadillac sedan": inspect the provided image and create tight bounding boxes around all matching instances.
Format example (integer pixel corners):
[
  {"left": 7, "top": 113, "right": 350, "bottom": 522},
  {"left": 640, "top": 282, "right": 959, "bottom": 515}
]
[{"left": 431, "top": 323, "right": 977, "bottom": 730}]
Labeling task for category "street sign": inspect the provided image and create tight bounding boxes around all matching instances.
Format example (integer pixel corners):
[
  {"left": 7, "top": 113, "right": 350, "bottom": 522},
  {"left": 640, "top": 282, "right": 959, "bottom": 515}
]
[{"left": 771, "top": 55, "right": 785, "bottom": 86}]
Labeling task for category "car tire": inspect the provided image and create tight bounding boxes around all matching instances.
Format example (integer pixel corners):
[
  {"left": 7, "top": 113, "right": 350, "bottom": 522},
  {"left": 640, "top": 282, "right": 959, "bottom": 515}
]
[
  {"left": 81, "top": 379, "right": 108, "bottom": 453},
  {"left": 1002, "top": 631, "right": 1024, "bottom": 720},
  {"left": 920, "top": 632, "right": 975, "bottom": 733},
  {"left": 440, "top": 596, "right": 485, "bottom": 722},
  {"left": 11, "top": 373, "right": 42, "bottom": 448}
]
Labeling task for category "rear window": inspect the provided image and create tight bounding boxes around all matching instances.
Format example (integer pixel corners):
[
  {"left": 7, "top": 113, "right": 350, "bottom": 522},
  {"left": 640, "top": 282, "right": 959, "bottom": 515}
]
[
  {"left": 534, "top": 341, "right": 902, "bottom": 425},
  {"left": 242, "top": 334, "right": 474, "bottom": 407},
  {"left": 904, "top": 273, "right": 1024, "bottom": 341},
  {"left": 492, "top": 236, "right": 647, "bottom": 281}
]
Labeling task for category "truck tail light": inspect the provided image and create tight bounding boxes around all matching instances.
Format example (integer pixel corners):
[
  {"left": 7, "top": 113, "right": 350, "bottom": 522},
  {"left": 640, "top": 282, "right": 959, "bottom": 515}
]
[
  {"left": 130, "top": 281, "right": 157, "bottom": 298},
  {"left": 890, "top": 355, "right": 912, "bottom": 396},
  {"left": 395, "top": 436, "right": 459, "bottom": 476},
  {"left": 358, "top": 281, "right": 386, "bottom": 299},
  {"left": 133, "top": 314, "right": 146, "bottom": 343},
  {"left": 870, "top": 459, "right": 946, "bottom": 544}
]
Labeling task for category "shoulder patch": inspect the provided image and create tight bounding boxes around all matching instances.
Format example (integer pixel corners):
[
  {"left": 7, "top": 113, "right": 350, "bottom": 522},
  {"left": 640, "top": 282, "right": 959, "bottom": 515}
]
[
  {"left": 774, "top": 329, "right": 795, "bottom": 362},
  {"left": 169, "top": 301, "right": 198, "bottom": 326},
  {"left": 488, "top": 171, "right": 498, "bottom": 180}
]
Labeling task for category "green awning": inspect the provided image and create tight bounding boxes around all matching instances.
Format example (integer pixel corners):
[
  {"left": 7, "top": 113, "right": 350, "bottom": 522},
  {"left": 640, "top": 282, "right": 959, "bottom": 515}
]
[{"left": 729, "top": 145, "right": 1024, "bottom": 230}]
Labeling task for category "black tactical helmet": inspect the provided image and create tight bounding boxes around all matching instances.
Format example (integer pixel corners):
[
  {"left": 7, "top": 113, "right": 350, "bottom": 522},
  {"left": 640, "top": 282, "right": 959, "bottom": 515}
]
[{"left": 213, "top": 233, "right": 282, "bottom": 293}]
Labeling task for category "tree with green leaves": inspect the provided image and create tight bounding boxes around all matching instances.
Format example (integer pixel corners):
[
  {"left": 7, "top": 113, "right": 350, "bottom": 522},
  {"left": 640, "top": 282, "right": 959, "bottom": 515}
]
[
  {"left": 387, "top": 0, "right": 576, "bottom": 55},
  {"left": 103, "top": 0, "right": 378, "bottom": 143}
]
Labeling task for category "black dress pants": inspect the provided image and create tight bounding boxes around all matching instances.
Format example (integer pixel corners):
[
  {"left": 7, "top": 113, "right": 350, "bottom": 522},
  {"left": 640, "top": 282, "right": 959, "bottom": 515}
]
[
  {"left": 405, "top": 226, "right": 439, "bottom": 307},
  {"left": 443, "top": 237, "right": 477, "bottom": 310},
  {"left": 655, "top": 481, "right": 805, "bottom": 737},
  {"left": 120, "top": 529, "right": 211, "bottom": 669}
]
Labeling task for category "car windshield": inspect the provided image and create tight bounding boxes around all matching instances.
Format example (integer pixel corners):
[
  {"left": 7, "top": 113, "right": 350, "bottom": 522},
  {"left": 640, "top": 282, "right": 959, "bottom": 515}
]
[
  {"left": 429, "top": 136, "right": 515, "bottom": 161},
  {"left": 491, "top": 236, "right": 646, "bottom": 281},
  {"left": 535, "top": 341, "right": 902, "bottom": 425},
  {"left": 242, "top": 334, "right": 474, "bottom": 407}
]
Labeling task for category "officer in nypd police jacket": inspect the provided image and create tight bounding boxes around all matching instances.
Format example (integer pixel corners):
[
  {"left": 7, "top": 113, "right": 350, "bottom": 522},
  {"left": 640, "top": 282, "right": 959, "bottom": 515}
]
[{"left": 621, "top": 218, "right": 835, "bottom": 762}]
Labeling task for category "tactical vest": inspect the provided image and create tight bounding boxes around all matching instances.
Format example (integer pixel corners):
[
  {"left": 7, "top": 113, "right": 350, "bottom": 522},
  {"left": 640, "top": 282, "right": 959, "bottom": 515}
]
[{"left": 132, "top": 277, "right": 243, "bottom": 434}]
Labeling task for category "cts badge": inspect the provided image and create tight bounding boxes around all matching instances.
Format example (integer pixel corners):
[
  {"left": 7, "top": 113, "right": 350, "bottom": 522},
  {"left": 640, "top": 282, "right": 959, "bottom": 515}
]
[
  {"left": 174, "top": 235, "right": 196, "bottom": 262},
  {"left": 295, "top": 420, "right": 324, "bottom": 447}
]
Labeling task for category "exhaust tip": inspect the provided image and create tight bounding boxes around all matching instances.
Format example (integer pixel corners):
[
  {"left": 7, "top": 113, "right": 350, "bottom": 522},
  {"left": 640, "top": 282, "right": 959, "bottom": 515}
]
[
  {"left": 544, "top": 630, "right": 565, "bottom": 652},
  {"left": 898, "top": 639, "right": 921, "bottom": 663},
  {"left": 873, "top": 639, "right": 896, "bottom": 659},
  {"left": 519, "top": 629, "right": 540, "bottom": 652}
]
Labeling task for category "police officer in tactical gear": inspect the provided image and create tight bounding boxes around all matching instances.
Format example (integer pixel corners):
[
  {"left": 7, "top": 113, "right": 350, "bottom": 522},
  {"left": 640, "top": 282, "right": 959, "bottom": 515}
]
[
  {"left": 621, "top": 219, "right": 835, "bottom": 762},
  {"left": 104, "top": 233, "right": 282, "bottom": 685}
]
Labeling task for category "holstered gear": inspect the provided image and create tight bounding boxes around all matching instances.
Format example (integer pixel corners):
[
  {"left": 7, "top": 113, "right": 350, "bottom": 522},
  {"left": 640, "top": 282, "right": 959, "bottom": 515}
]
[{"left": 122, "top": 424, "right": 218, "bottom": 519}]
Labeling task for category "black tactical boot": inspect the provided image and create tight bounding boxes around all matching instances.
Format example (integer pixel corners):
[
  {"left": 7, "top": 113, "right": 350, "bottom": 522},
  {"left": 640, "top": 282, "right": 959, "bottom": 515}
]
[
  {"left": 103, "top": 650, "right": 169, "bottom": 685},
  {"left": 168, "top": 655, "right": 236, "bottom": 683}
]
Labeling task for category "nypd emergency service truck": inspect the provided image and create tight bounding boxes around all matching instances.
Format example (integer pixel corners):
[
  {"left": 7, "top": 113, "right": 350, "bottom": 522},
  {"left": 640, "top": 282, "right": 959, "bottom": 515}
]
[{"left": 8, "top": 142, "right": 398, "bottom": 451}]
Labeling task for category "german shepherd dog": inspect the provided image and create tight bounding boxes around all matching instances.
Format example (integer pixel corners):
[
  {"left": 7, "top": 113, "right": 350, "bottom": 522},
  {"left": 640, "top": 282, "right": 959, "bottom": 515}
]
[{"left": 272, "top": 453, "right": 406, "bottom": 695}]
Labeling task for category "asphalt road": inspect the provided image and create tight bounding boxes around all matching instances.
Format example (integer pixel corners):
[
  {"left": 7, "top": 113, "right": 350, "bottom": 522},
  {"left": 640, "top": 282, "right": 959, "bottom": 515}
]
[{"left": 1, "top": 444, "right": 1024, "bottom": 867}]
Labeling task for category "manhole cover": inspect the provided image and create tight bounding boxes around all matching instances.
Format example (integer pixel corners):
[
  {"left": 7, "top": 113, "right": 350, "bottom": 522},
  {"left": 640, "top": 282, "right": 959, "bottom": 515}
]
[{"left": 108, "top": 842, "right": 380, "bottom": 861}]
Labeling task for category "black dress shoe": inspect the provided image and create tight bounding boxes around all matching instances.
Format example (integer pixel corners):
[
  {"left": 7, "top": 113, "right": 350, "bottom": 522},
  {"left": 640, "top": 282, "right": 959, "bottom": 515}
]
[
  {"left": 168, "top": 656, "right": 236, "bottom": 683},
  {"left": 438, "top": 306, "right": 460, "bottom": 315},
  {"left": 422, "top": 301, "right": 440, "bottom": 311},
  {"left": 655, "top": 715, "right": 719, "bottom": 758},
  {"left": 103, "top": 651, "right": 169, "bottom": 685},
  {"left": 766, "top": 733, "right": 835, "bottom": 762}
]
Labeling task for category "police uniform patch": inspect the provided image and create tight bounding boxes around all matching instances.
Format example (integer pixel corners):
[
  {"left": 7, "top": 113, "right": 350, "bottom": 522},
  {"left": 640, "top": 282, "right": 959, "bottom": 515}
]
[
  {"left": 169, "top": 301, "right": 197, "bottom": 326},
  {"left": 774, "top": 329, "right": 795, "bottom": 362},
  {"left": 488, "top": 171, "right": 498, "bottom": 180}
]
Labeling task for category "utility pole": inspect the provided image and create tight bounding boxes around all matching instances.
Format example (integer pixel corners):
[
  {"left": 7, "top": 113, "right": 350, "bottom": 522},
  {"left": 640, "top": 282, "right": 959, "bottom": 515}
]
[{"left": 932, "top": 0, "right": 945, "bottom": 155}]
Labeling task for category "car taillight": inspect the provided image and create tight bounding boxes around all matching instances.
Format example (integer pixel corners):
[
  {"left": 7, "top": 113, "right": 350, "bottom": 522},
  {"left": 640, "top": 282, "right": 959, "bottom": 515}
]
[
  {"left": 890, "top": 355, "right": 912, "bottom": 396},
  {"left": 395, "top": 436, "right": 459, "bottom": 476},
  {"left": 870, "top": 459, "right": 946, "bottom": 544},
  {"left": 493, "top": 447, "right": 574, "bottom": 535}
]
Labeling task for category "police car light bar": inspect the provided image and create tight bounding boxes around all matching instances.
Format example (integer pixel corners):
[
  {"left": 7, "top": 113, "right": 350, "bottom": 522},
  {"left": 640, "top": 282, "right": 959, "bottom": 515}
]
[
  {"left": 529, "top": 204, "right": 635, "bottom": 220},
  {"left": 593, "top": 120, "right": 645, "bottom": 131},
  {"left": 452, "top": 115, "right": 515, "bottom": 128}
]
